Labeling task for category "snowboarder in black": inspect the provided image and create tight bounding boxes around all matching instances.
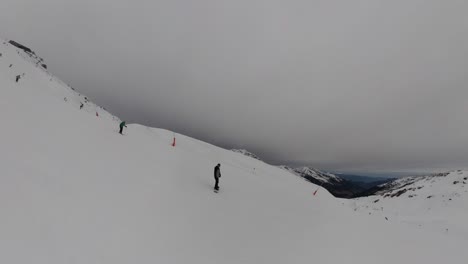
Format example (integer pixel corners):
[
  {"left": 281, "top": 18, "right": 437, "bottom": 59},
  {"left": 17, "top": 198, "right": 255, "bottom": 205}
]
[
  {"left": 15, "top": 75, "right": 20, "bottom": 82},
  {"left": 80, "top": 103, "right": 84, "bottom": 109},
  {"left": 119, "top": 121, "right": 127, "bottom": 134},
  {"left": 214, "top": 163, "right": 221, "bottom": 191}
]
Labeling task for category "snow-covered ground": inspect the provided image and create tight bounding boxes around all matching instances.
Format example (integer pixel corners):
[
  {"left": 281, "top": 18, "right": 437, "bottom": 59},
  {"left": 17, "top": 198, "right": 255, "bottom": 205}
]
[
  {"left": 1, "top": 39, "right": 467, "bottom": 263},
  {"left": 351, "top": 171, "right": 468, "bottom": 239}
]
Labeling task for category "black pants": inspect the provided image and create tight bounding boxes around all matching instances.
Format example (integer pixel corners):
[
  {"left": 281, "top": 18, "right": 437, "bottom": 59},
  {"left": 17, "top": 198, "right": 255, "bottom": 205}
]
[
  {"left": 214, "top": 176, "right": 219, "bottom": 190},
  {"left": 119, "top": 127, "right": 123, "bottom": 134}
]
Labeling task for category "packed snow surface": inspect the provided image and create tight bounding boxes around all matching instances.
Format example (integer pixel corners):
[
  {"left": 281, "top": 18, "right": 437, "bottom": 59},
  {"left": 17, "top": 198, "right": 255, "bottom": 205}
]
[{"left": 1, "top": 39, "right": 467, "bottom": 263}]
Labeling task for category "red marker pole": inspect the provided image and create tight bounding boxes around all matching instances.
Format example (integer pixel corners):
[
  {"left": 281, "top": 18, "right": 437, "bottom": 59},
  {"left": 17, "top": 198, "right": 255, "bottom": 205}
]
[{"left": 313, "top": 181, "right": 325, "bottom": 196}]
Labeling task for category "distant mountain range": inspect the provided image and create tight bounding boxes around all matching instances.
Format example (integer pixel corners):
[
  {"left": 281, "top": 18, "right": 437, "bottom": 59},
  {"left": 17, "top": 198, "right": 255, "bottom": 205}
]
[
  {"left": 336, "top": 174, "right": 395, "bottom": 190},
  {"left": 336, "top": 173, "right": 394, "bottom": 183},
  {"left": 230, "top": 149, "right": 397, "bottom": 198},
  {"left": 230, "top": 149, "right": 262, "bottom": 161},
  {"left": 280, "top": 166, "right": 361, "bottom": 197},
  {"left": 355, "top": 171, "right": 461, "bottom": 197}
]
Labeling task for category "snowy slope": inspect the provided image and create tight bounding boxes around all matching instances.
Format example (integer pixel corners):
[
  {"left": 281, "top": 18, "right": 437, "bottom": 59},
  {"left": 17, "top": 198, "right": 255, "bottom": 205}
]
[
  {"left": 1, "top": 39, "right": 467, "bottom": 264},
  {"left": 351, "top": 171, "right": 468, "bottom": 238}
]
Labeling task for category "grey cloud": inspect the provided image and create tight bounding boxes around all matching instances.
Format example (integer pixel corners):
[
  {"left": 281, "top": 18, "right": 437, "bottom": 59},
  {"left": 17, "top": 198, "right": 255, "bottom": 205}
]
[{"left": 1, "top": 0, "right": 468, "bottom": 173}]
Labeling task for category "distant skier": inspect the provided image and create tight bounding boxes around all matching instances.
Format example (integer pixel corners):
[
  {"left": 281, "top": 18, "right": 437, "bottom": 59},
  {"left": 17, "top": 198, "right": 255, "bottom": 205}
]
[
  {"left": 15, "top": 75, "right": 20, "bottom": 82},
  {"left": 214, "top": 163, "right": 221, "bottom": 191},
  {"left": 119, "top": 121, "right": 127, "bottom": 135},
  {"left": 80, "top": 103, "right": 84, "bottom": 109}
]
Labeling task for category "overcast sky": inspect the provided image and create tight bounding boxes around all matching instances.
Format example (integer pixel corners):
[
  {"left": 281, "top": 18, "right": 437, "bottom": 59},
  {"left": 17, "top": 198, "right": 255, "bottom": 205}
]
[{"left": 1, "top": 0, "right": 468, "bottom": 174}]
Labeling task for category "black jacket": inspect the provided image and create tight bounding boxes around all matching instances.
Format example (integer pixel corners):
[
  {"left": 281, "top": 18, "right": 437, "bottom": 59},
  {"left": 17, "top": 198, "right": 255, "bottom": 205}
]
[{"left": 214, "top": 165, "right": 221, "bottom": 179}]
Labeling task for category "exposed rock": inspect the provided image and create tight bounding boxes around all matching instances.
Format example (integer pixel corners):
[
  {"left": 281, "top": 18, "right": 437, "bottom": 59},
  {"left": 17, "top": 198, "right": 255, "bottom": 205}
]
[
  {"left": 390, "top": 189, "right": 408, "bottom": 197},
  {"left": 8, "top": 40, "right": 33, "bottom": 53}
]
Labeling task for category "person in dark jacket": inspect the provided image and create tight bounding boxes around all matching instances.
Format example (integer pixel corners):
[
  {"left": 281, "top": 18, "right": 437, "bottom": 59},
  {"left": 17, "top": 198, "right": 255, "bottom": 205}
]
[
  {"left": 119, "top": 121, "right": 127, "bottom": 134},
  {"left": 214, "top": 163, "right": 221, "bottom": 191}
]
